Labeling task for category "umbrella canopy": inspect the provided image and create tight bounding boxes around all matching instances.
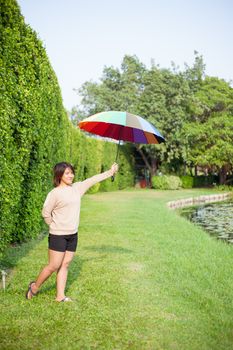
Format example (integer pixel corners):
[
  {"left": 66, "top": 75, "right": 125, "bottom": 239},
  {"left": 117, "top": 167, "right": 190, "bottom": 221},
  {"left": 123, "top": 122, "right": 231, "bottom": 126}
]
[{"left": 79, "top": 111, "right": 165, "bottom": 144}]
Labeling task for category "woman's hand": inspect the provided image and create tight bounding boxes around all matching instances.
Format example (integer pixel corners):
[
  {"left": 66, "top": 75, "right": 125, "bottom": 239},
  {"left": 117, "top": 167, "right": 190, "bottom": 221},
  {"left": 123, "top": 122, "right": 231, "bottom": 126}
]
[{"left": 110, "top": 163, "right": 119, "bottom": 176}]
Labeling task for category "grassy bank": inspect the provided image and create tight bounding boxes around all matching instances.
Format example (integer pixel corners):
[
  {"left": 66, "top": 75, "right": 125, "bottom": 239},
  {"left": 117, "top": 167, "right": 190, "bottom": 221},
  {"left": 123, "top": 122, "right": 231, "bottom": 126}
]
[{"left": 0, "top": 189, "right": 233, "bottom": 350}]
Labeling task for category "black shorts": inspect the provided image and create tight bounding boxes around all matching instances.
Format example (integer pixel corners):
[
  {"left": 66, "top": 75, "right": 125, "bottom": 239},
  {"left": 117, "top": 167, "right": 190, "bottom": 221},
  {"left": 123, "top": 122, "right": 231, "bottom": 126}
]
[{"left": 48, "top": 233, "right": 78, "bottom": 252}]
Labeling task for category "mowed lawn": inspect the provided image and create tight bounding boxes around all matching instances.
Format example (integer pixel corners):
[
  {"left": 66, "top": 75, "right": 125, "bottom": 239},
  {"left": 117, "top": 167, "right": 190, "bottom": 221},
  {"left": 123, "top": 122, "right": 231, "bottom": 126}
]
[{"left": 0, "top": 189, "right": 233, "bottom": 350}]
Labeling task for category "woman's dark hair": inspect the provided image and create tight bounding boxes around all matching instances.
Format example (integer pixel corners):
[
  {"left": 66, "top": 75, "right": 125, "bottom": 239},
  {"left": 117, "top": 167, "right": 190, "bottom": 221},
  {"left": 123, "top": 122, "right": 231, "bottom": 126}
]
[{"left": 53, "top": 162, "right": 75, "bottom": 187}]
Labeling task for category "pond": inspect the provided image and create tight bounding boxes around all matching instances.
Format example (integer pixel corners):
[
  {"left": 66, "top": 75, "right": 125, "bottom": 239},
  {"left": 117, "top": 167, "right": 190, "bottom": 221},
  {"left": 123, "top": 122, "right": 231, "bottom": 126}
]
[{"left": 180, "top": 199, "right": 233, "bottom": 244}]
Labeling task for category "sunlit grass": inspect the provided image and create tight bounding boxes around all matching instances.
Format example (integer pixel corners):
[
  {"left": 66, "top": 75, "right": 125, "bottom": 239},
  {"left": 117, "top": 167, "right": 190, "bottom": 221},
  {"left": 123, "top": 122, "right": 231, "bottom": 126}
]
[{"left": 0, "top": 189, "right": 233, "bottom": 350}]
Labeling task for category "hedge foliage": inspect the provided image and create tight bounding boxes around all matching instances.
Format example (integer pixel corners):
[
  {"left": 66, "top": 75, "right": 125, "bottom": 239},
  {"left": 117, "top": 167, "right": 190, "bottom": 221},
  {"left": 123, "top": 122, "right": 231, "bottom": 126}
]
[
  {"left": 180, "top": 175, "right": 194, "bottom": 189},
  {"left": 0, "top": 1, "right": 134, "bottom": 255}
]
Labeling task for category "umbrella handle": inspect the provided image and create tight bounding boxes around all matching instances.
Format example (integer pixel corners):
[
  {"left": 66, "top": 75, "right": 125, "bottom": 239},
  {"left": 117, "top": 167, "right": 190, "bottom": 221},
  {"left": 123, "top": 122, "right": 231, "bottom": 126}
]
[{"left": 111, "top": 138, "right": 121, "bottom": 182}]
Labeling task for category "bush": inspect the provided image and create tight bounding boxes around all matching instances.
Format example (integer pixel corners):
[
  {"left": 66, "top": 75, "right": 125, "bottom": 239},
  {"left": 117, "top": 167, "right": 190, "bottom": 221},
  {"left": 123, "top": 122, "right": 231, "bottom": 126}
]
[
  {"left": 151, "top": 175, "right": 182, "bottom": 190},
  {"left": 180, "top": 175, "right": 194, "bottom": 189},
  {"left": 193, "top": 175, "right": 218, "bottom": 187}
]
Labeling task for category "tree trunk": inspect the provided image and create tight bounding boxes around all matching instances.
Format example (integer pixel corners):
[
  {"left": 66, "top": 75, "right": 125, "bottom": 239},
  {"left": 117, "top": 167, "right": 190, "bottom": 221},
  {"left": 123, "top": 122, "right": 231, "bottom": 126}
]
[
  {"left": 135, "top": 145, "right": 152, "bottom": 172},
  {"left": 219, "top": 165, "right": 227, "bottom": 185},
  {"left": 135, "top": 145, "right": 159, "bottom": 184},
  {"left": 151, "top": 158, "right": 158, "bottom": 176}
]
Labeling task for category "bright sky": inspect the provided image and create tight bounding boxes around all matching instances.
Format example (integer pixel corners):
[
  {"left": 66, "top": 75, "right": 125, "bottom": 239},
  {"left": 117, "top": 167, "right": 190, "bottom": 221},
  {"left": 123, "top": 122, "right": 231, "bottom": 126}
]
[{"left": 18, "top": 0, "right": 233, "bottom": 111}]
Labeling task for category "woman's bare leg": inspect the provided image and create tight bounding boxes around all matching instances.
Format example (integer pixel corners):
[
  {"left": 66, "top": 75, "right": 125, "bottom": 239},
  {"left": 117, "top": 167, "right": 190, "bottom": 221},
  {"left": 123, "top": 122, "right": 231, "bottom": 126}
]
[
  {"left": 29, "top": 250, "right": 65, "bottom": 297},
  {"left": 56, "top": 251, "right": 75, "bottom": 301}
]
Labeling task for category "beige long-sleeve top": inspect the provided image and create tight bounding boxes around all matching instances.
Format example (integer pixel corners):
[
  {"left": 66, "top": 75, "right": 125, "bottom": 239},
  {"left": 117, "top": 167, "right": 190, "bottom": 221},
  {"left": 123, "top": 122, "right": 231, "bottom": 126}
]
[{"left": 42, "top": 170, "right": 112, "bottom": 235}]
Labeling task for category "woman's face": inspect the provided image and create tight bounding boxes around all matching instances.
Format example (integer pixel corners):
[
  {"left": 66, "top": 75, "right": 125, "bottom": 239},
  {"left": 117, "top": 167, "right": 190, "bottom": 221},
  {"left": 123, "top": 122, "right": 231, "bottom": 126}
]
[{"left": 60, "top": 167, "right": 74, "bottom": 186}]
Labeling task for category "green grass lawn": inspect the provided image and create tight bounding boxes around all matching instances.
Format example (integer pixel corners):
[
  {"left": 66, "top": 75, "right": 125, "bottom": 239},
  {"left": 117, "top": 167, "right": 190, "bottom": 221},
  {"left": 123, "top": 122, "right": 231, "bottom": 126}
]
[{"left": 0, "top": 189, "right": 233, "bottom": 350}]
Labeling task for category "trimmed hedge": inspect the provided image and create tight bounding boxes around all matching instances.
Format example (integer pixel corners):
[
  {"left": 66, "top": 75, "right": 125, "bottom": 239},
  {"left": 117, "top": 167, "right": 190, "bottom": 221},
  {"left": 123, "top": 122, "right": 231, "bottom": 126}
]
[
  {"left": 0, "top": 0, "right": 65, "bottom": 249},
  {"left": 151, "top": 175, "right": 182, "bottom": 190},
  {"left": 0, "top": 1, "right": 134, "bottom": 255}
]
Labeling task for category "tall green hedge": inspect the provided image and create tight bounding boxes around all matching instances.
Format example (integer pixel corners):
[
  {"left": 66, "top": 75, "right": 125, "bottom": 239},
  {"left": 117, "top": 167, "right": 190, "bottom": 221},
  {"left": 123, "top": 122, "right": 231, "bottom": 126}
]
[{"left": 0, "top": 0, "right": 134, "bottom": 255}]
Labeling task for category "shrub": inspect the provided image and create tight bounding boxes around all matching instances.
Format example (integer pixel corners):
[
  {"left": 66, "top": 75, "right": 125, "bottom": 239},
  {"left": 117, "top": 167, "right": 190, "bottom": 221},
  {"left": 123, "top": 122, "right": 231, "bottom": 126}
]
[
  {"left": 151, "top": 175, "right": 182, "bottom": 190},
  {"left": 180, "top": 175, "right": 194, "bottom": 189}
]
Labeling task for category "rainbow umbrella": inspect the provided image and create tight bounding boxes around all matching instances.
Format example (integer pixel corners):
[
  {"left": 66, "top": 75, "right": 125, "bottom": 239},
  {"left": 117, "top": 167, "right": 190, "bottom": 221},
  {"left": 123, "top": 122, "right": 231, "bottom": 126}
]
[{"left": 79, "top": 111, "right": 165, "bottom": 179}]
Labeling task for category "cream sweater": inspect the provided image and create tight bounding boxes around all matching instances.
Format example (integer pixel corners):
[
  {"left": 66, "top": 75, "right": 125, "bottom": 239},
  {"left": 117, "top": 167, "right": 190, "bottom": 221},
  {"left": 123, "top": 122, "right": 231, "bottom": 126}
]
[{"left": 42, "top": 170, "right": 112, "bottom": 235}]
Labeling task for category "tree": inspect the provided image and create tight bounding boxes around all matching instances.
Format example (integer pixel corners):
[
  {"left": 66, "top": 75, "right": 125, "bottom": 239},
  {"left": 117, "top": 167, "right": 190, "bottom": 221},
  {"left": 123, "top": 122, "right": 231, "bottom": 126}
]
[
  {"left": 76, "top": 55, "right": 146, "bottom": 115},
  {"left": 183, "top": 77, "right": 233, "bottom": 184},
  {"left": 137, "top": 65, "right": 193, "bottom": 175}
]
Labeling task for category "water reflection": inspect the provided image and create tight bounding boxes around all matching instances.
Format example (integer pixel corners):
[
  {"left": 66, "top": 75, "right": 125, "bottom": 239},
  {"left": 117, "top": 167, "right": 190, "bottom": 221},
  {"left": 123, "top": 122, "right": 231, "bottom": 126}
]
[{"left": 180, "top": 199, "right": 233, "bottom": 244}]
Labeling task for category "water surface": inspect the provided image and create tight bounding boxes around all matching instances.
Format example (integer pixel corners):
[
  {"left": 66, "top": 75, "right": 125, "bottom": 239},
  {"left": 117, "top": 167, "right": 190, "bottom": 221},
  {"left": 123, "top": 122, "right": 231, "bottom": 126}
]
[{"left": 180, "top": 199, "right": 233, "bottom": 243}]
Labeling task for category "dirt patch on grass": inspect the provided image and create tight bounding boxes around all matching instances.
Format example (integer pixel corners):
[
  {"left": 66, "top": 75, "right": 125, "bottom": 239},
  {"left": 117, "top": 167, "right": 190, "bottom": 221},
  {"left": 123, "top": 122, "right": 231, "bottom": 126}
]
[{"left": 127, "top": 262, "right": 144, "bottom": 272}]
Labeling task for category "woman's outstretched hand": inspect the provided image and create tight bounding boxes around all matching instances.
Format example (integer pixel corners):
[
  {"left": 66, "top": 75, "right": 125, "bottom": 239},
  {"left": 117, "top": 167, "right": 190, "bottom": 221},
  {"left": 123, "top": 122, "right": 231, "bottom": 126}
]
[{"left": 110, "top": 163, "right": 119, "bottom": 176}]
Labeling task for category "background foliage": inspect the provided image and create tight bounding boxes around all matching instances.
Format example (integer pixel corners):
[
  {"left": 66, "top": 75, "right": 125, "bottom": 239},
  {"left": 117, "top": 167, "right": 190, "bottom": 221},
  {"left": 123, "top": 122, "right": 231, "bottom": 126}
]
[{"left": 75, "top": 54, "right": 233, "bottom": 184}]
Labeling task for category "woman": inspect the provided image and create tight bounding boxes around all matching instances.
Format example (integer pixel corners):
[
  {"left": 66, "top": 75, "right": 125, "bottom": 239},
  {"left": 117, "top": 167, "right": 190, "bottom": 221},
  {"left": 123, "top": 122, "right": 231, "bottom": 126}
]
[{"left": 26, "top": 161, "right": 118, "bottom": 302}]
